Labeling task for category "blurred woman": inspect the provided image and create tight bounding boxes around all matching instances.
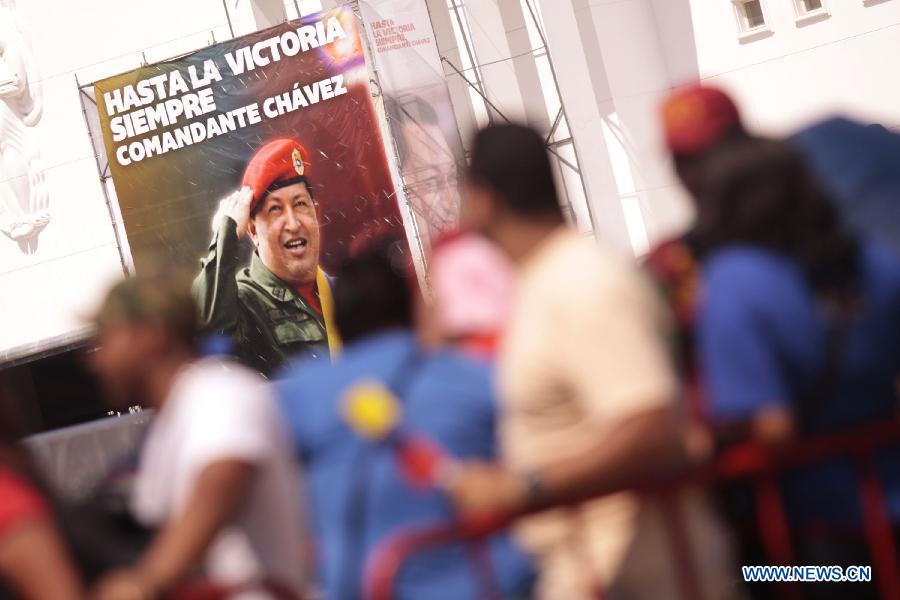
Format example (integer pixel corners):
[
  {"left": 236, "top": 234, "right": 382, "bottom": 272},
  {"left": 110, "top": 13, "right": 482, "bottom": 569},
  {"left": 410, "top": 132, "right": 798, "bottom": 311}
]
[
  {"left": 646, "top": 84, "right": 752, "bottom": 420},
  {"left": 0, "top": 389, "right": 82, "bottom": 600},
  {"left": 692, "top": 137, "right": 900, "bottom": 597}
]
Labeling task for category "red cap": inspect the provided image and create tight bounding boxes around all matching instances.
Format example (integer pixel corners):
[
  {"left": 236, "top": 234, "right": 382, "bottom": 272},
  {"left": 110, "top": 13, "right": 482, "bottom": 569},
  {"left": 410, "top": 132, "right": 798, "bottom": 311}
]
[
  {"left": 661, "top": 85, "right": 743, "bottom": 155},
  {"left": 242, "top": 139, "right": 311, "bottom": 211}
]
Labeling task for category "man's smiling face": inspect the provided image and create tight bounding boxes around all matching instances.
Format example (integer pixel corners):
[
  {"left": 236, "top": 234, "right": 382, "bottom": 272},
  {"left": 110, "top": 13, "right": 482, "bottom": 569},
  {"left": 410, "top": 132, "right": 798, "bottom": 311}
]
[{"left": 248, "top": 181, "right": 321, "bottom": 286}]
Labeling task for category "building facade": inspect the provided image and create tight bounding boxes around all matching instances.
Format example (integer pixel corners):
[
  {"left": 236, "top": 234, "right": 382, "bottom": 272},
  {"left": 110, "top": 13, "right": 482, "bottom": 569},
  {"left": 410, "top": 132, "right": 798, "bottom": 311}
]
[{"left": 2, "top": 0, "right": 900, "bottom": 394}]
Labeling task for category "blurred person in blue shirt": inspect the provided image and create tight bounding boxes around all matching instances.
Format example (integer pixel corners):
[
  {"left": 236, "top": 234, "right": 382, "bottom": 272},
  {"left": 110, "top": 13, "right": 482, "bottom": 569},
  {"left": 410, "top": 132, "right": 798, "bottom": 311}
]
[
  {"left": 649, "top": 84, "right": 753, "bottom": 421},
  {"left": 690, "top": 136, "right": 900, "bottom": 596},
  {"left": 276, "top": 236, "right": 534, "bottom": 599}
]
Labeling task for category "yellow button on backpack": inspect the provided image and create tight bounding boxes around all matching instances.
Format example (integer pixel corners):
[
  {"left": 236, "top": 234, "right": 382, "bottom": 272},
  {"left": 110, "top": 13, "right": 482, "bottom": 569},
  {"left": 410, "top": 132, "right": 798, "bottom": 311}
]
[{"left": 341, "top": 380, "right": 402, "bottom": 441}]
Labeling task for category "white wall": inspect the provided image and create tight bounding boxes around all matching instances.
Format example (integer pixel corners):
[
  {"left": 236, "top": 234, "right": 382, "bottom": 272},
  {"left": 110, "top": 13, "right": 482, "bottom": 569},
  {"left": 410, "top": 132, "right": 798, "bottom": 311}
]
[
  {"left": 656, "top": 0, "right": 900, "bottom": 239},
  {"left": 0, "top": 0, "right": 260, "bottom": 362},
  {"left": 532, "top": 0, "right": 900, "bottom": 250},
  {"left": 680, "top": 0, "right": 900, "bottom": 133},
  {"left": 6, "top": 0, "right": 900, "bottom": 362}
]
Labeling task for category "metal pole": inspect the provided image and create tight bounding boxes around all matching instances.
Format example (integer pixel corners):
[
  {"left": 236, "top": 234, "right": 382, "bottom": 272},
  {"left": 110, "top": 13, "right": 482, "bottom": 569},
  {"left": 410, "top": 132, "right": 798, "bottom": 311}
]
[
  {"left": 522, "top": 0, "right": 595, "bottom": 230},
  {"left": 441, "top": 56, "right": 587, "bottom": 175},
  {"left": 222, "top": 0, "right": 235, "bottom": 38},
  {"left": 441, "top": 56, "right": 510, "bottom": 124},
  {"left": 420, "top": 0, "right": 470, "bottom": 160},
  {"left": 350, "top": 0, "right": 430, "bottom": 286},
  {"left": 442, "top": 53, "right": 581, "bottom": 173},
  {"left": 447, "top": 1, "right": 492, "bottom": 124},
  {"left": 551, "top": 149, "right": 577, "bottom": 227},
  {"left": 75, "top": 75, "right": 130, "bottom": 277},
  {"left": 545, "top": 107, "right": 563, "bottom": 145}
]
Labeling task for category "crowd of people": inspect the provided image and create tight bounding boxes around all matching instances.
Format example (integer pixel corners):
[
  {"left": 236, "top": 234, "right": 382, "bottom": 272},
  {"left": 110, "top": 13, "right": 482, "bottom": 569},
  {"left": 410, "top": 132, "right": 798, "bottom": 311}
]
[{"left": 1, "top": 84, "right": 900, "bottom": 600}]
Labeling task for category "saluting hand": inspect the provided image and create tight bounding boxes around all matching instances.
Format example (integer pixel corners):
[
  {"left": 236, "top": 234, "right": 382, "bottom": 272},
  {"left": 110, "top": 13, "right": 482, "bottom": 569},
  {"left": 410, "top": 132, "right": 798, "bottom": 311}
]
[{"left": 212, "top": 186, "right": 254, "bottom": 239}]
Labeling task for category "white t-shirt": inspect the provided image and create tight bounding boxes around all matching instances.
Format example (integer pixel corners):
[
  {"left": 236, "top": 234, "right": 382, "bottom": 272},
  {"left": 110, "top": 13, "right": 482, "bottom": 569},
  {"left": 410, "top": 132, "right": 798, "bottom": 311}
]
[{"left": 132, "top": 357, "right": 307, "bottom": 596}]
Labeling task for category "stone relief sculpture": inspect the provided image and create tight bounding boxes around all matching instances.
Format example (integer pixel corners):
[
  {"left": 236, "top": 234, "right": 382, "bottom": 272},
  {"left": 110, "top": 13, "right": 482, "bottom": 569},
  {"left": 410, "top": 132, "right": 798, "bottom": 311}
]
[{"left": 0, "top": 0, "right": 49, "bottom": 253}]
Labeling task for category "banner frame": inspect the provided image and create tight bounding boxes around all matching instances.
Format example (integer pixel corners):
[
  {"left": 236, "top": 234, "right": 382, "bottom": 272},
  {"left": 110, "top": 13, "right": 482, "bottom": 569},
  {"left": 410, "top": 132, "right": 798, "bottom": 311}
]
[{"left": 78, "top": 2, "right": 429, "bottom": 291}]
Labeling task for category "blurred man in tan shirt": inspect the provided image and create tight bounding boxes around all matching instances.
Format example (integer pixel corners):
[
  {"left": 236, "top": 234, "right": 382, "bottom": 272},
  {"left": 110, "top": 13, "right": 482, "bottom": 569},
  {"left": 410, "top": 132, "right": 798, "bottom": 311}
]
[{"left": 448, "top": 124, "right": 739, "bottom": 599}]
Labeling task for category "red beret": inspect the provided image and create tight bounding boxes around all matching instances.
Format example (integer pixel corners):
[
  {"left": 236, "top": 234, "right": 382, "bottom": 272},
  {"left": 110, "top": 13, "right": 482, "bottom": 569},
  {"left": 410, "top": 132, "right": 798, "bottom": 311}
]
[
  {"left": 661, "top": 85, "right": 743, "bottom": 155},
  {"left": 242, "top": 139, "right": 311, "bottom": 211}
]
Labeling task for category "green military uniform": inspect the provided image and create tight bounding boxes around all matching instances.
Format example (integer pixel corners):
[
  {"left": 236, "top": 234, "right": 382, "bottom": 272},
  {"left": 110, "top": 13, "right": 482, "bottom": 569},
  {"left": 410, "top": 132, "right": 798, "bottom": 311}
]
[{"left": 192, "top": 216, "right": 328, "bottom": 376}]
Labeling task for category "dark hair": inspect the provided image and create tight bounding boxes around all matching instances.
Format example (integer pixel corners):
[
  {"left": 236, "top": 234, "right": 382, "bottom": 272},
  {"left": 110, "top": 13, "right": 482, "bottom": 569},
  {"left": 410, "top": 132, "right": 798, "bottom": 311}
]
[
  {"left": 673, "top": 128, "right": 752, "bottom": 202},
  {"left": 0, "top": 386, "right": 26, "bottom": 449},
  {"left": 94, "top": 270, "right": 199, "bottom": 348},
  {"left": 384, "top": 95, "right": 442, "bottom": 164},
  {"left": 0, "top": 384, "right": 36, "bottom": 476},
  {"left": 692, "top": 137, "right": 859, "bottom": 299},
  {"left": 250, "top": 177, "right": 315, "bottom": 219},
  {"left": 333, "top": 236, "right": 414, "bottom": 343},
  {"left": 468, "top": 124, "right": 562, "bottom": 219}
]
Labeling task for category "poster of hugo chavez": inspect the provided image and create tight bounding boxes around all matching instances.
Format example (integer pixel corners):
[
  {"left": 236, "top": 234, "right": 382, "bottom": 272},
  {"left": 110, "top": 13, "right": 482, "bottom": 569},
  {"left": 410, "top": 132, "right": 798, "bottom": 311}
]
[{"left": 93, "top": 7, "right": 408, "bottom": 376}]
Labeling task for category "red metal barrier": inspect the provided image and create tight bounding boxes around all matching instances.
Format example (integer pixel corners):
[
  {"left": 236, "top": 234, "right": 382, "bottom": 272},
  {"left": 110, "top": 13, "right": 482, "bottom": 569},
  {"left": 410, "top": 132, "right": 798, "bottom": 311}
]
[
  {"left": 165, "top": 578, "right": 303, "bottom": 600},
  {"left": 364, "top": 419, "right": 900, "bottom": 600},
  {"left": 365, "top": 513, "right": 513, "bottom": 600}
]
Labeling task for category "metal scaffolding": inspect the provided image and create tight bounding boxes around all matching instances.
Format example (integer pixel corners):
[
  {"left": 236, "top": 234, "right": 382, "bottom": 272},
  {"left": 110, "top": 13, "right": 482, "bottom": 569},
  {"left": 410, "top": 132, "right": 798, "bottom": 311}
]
[{"left": 433, "top": 0, "right": 593, "bottom": 231}]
